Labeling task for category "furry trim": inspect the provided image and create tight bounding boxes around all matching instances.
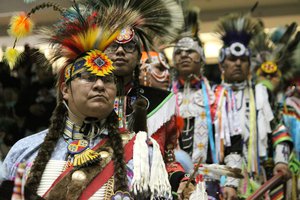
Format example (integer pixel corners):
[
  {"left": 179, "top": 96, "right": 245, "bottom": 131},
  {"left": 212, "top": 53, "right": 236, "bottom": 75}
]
[
  {"left": 131, "top": 98, "right": 148, "bottom": 133},
  {"left": 46, "top": 146, "right": 113, "bottom": 199}
]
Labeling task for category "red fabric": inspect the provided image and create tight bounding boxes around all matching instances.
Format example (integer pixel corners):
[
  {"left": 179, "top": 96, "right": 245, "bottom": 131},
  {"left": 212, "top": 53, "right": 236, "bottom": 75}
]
[
  {"left": 80, "top": 135, "right": 136, "bottom": 199},
  {"left": 151, "top": 115, "right": 179, "bottom": 156},
  {"left": 166, "top": 162, "right": 185, "bottom": 174},
  {"left": 43, "top": 130, "right": 136, "bottom": 199},
  {"left": 178, "top": 77, "right": 201, "bottom": 88},
  {"left": 42, "top": 138, "right": 108, "bottom": 198},
  {"left": 175, "top": 116, "right": 184, "bottom": 134},
  {"left": 165, "top": 116, "right": 180, "bottom": 149},
  {"left": 151, "top": 124, "right": 167, "bottom": 155}
]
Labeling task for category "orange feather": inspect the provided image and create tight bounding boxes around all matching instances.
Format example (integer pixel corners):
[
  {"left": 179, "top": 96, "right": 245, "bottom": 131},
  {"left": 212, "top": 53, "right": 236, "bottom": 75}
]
[{"left": 8, "top": 12, "right": 34, "bottom": 38}]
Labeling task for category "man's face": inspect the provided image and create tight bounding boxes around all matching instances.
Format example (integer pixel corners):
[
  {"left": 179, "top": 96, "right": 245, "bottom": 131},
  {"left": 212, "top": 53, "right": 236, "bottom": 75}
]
[
  {"left": 173, "top": 49, "right": 202, "bottom": 79},
  {"left": 221, "top": 55, "right": 250, "bottom": 83},
  {"left": 104, "top": 41, "right": 139, "bottom": 77},
  {"left": 62, "top": 71, "right": 117, "bottom": 120}
]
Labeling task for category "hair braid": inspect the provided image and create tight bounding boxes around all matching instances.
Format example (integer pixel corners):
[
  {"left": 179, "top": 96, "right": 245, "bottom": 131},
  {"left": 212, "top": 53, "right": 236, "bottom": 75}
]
[
  {"left": 106, "top": 111, "right": 128, "bottom": 192},
  {"left": 25, "top": 101, "right": 67, "bottom": 197}
]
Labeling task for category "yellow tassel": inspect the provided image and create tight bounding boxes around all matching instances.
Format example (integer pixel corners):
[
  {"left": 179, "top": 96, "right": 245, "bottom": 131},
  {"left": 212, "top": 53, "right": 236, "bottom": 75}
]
[
  {"left": 8, "top": 12, "right": 34, "bottom": 38},
  {"left": 4, "top": 48, "right": 20, "bottom": 69},
  {"left": 73, "top": 148, "right": 101, "bottom": 168}
]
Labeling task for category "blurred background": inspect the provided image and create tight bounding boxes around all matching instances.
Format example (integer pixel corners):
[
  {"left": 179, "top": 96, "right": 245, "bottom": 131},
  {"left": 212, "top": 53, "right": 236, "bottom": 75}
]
[{"left": 0, "top": 0, "right": 299, "bottom": 63}]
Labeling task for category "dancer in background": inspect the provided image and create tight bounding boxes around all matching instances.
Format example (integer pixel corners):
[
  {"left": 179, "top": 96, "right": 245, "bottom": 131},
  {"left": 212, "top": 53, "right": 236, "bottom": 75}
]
[
  {"left": 250, "top": 24, "right": 300, "bottom": 200},
  {"left": 171, "top": 8, "right": 243, "bottom": 200},
  {"left": 216, "top": 12, "right": 293, "bottom": 199}
]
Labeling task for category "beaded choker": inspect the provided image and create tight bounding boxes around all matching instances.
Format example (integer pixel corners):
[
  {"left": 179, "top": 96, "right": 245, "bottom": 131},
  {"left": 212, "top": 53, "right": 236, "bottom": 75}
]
[
  {"left": 63, "top": 117, "right": 107, "bottom": 140},
  {"left": 63, "top": 118, "right": 107, "bottom": 168}
]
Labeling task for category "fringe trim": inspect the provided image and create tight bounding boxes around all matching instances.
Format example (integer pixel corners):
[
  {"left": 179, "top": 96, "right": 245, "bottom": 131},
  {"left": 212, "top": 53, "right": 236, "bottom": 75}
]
[
  {"left": 147, "top": 93, "right": 176, "bottom": 136},
  {"left": 131, "top": 131, "right": 172, "bottom": 199}
]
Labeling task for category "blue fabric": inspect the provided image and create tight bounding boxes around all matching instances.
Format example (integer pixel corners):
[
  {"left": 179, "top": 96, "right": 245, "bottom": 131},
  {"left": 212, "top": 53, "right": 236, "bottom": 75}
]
[{"left": 202, "top": 80, "right": 217, "bottom": 163}]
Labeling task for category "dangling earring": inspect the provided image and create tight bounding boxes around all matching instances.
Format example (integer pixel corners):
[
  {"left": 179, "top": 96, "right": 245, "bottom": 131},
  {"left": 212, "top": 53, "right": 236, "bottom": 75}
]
[
  {"left": 143, "top": 68, "right": 148, "bottom": 86},
  {"left": 142, "top": 68, "right": 152, "bottom": 87}
]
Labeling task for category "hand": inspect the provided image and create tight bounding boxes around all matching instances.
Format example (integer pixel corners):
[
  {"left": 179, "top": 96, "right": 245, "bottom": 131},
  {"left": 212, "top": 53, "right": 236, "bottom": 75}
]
[
  {"left": 177, "top": 181, "right": 195, "bottom": 200},
  {"left": 223, "top": 186, "right": 238, "bottom": 200},
  {"left": 273, "top": 163, "right": 291, "bottom": 180}
]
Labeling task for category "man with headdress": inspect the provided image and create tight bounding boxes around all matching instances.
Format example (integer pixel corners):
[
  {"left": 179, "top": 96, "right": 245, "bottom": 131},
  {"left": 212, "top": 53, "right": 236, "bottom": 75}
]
[
  {"left": 171, "top": 8, "right": 243, "bottom": 200},
  {"left": 216, "top": 12, "right": 293, "bottom": 198},
  {"left": 251, "top": 24, "right": 300, "bottom": 199},
  {"left": 1, "top": 1, "right": 184, "bottom": 199}
]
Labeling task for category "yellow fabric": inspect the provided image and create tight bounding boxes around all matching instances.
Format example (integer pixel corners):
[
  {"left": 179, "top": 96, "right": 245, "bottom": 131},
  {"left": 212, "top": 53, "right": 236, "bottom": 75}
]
[{"left": 247, "top": 87, "right": 258, "bottom": 174}]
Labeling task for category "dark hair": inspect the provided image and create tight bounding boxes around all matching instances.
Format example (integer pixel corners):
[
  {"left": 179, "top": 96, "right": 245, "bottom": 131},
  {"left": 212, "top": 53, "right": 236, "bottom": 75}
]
[
  {"left": 24, "top": 103, "right": 128, "bottom": 197},
  {"left": 25, "top": 101, "right": 67, "bottom": 198},
  {"left": 106, "top": 111, "right": 128, "bottom": 191}
]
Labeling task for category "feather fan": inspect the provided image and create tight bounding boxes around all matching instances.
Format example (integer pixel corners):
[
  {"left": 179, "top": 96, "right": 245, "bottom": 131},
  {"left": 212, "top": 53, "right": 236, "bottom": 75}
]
[{"left": 198, "top": 163, "right": 244, "bottom": 179}]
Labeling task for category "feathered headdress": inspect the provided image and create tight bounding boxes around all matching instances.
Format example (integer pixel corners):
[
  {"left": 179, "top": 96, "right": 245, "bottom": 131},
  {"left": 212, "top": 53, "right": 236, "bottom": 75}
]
[
  {"left": 250, "top": 22, "right": 300, "bottom": 91},
  {"left": 81, "top": 0, "right": 184, "bottom": 52},
  {"left": 216, "top": 12, "right": 264, "bottom": 62},
  {"left": 173, "top": 7, "right": 205, "bottom": 62},
  {"left": 44, "top": 3, "right": 123, "bottom": 82},
  {"left": 7, "top": 1, "right": 149, "bottom": 84},
  {"left": 5, "top": 2, "right": 65, "bottom": 68}
]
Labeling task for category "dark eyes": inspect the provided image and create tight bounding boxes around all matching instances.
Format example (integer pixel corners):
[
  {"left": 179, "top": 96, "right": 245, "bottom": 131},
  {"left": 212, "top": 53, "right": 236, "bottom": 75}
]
[
  {"left": 174, "top": 49, "right": 196, "bottom": 55},
  {"left": 106, "top": 42, "right": 136, "bottom": 53},
  {"left": 76, "top": 72, "right": 115, "bottom": 83},
  {"left": 228, "top": 55, "right": 248, "bottom": 62}
]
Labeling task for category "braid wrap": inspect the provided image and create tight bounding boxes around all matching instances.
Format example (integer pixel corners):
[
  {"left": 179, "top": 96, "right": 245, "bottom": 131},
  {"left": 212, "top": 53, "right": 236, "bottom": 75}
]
[
  {"left": 24, "top": 101, "right": 67, "bottom": 199},
  {"left": 106, "top": 111, "right": 128, "bottom": 192}
]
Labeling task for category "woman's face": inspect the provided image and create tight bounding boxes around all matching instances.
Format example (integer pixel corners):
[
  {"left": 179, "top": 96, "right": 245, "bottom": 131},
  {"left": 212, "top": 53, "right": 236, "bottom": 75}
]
[{"left": 61, "top": 71, "right": 117, "bottom": 121}]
